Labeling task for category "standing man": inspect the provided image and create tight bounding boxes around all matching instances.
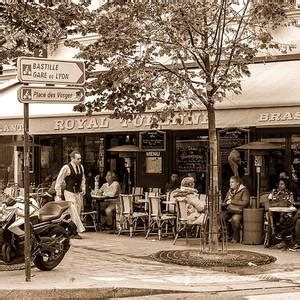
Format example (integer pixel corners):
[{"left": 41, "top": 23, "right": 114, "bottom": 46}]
[{"left": 55, "top": 150, "right": 85, "bottom": 239}]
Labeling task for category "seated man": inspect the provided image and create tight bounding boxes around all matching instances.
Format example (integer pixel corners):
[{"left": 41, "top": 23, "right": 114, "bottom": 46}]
[
  {"left": 165, "top": 170, "right": 180, "bottom": 193},
  {"left": 222, "top": 176, "right": 250, "bottom": 243},
  {"left": 267, "top": 178, "right": 297, "bottom": 249},
  {"left": 99, "top": 171, "right": 121, "bottom": 228}
]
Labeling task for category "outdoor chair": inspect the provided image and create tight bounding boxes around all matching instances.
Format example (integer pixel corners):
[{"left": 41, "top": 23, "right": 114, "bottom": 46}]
[
  {"left": 81, "top": 210, "right": 98, "bottom": 232},
  {"left": 132, "top": 187, "right": 144, "bottom": 207},
  {"left": 149, "top": 187, "right": 161, "bottom": 194},
  {"left": 132, "top": 187, "right": 143, "bottom": 197},
  {"left": 145, "top": 195, "right": 176, "bottom": 241},
  {"left": 118, "top": 194, "right": 148, "bottom": 237},
  {"left": 173, "top": 194, "right": 208, "bottom": 246}
]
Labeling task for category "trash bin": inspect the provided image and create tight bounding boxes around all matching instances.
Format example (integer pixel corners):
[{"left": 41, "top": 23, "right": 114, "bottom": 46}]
[{"left": 243, "top": 208, "right": 264, "bottom": 245}]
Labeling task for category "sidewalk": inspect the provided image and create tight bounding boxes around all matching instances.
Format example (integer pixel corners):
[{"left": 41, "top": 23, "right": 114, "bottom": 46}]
[{"left": 0, "top": 231, "right": 300, "bottom": 299}]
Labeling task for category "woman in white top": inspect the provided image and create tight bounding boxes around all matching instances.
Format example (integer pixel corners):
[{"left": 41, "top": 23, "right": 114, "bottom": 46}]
[{"left": 99, "top": 171, "right": 121, "bottom": 228}]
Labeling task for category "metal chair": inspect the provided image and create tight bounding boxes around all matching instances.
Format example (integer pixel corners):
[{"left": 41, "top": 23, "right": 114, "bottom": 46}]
[
  {"left": 118, "top": 194, "right": 148, "bottom": 237},
  {"left": 173, "top": 197, "right": 207, "bottom": 245},
  {"left": 81, "top": 210, "right": 98, "bottom": 232},
  {"left": 145, "top": 195, "right": 176, "bottom": 240}
]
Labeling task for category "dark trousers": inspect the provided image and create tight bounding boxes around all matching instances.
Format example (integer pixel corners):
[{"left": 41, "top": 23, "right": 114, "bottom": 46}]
[{"left": 222, "top": 210, "right": 243, "bottom": 241}]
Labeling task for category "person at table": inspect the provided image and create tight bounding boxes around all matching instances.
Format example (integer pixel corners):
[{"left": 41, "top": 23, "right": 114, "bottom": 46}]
[
  {"left": 165, "top": 170, "right": 180, "bottom": 193},
  {"left": 99, "top": 171, "right": 121, "bottom": 229},
  {"left": 171, "top": 177, "right": 206, "bottom": 225},
  {"left": 55, "top": 150, "right": 86, "bottom": 239},
  {"left": 222, "top": 176, "right": 250, "bottom": 243},
  {"left": 267, "top": 178, "right": 297, "bottom": 249}
]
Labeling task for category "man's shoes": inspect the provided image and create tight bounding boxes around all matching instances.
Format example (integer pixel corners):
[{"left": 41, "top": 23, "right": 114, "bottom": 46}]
[
  {"left": 72, "top": 234, "right": 82, "bottom": 239},
  {"left": 289, "top": 243, "right": 300, "bottom": 251}
]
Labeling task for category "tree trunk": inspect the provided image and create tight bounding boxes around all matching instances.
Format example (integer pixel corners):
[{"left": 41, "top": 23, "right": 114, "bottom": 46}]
[{"left": 207, "top": 104, "right": 220, "bottom": 252}]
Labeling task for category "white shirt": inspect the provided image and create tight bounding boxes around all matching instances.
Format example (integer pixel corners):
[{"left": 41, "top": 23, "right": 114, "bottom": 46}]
[
  {"left": 55, "top": 161, "right": 86, "bottom": 196},
  {"left": 99, "top": 181, "right": 121, "bottom": 197}
]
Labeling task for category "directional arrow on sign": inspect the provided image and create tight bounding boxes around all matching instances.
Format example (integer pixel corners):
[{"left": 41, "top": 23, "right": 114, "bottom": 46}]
[
  {"left": 17, "top": 57, "right": 85, "bottom": 86},
  {"left": 18, "top": 86, "right": 85, "bottom": 104}
]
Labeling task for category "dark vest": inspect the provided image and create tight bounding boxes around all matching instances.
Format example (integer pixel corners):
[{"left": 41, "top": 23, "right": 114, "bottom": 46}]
[{"left": 65, "top": 163, "right": 83, "bottom": 193}]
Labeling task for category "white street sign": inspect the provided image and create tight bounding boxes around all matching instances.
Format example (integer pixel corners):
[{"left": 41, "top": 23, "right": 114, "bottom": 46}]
[
  {"left": 17, "top": 57, "right": 85, "bottom": 86},
  {"left": 18, "top": 86, "right": 85, "bottom": 104}
]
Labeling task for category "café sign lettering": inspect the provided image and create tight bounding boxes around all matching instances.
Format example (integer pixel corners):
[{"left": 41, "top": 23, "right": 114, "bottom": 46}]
[
  {"left": 258, "top": 112, "right": 300, "bottom": 122},
  {"left": 54, "top": 111, "right": 208, "bottom": 131},
  {"left": 0, "top": 123, "right": 23, "bottom": 133}
]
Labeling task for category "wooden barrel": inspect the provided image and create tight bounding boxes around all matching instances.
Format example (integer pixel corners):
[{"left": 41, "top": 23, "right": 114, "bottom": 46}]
[{"left": 243, "top": 208, "right": 264, "bottom": 245}]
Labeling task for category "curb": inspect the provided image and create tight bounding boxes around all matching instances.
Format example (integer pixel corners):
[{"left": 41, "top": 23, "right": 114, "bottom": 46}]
[{"left": 0, "top": 287, "right": 192, "bottom": 299}]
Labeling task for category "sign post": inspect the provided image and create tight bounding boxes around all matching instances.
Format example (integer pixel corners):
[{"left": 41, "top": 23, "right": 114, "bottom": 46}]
[
  {"left": 23, "top": 102, "right": 31, "bottom": 282},
  {"left": 17, "top": 56, "right": 85, "bottom": 282}
]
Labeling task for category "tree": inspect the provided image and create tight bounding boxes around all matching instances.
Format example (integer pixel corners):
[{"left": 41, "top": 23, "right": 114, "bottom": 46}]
[
  {"left": 68, "top": 0, "right": 292, "bottom": 251},
  {"left": 0, "top": 1, "right": 89, "bottom": 65}
]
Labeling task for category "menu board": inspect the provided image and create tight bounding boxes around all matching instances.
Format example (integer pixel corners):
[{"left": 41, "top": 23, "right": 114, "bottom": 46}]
[
  {"left": 140, "top": 131, "right": 166, "bottom": 151},
  {"left": 176, "top": 140, "right": 207, "bottom": 176},
  {"left": 219, "top": 128, "right": 249, "bottom": 173}
]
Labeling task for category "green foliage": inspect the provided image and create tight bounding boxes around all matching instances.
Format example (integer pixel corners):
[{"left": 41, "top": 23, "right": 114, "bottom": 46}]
[
  {"left": 68, "top": 0, "right": 291, "bottom": 120},
  {"left": 0, "top": 1, "right": 89, "bottom": 65}
]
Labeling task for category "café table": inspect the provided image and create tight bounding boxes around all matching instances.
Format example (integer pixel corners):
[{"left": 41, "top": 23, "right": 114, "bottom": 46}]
[{"left": 91, "top": 194, "right": 119, "bottom": 229}]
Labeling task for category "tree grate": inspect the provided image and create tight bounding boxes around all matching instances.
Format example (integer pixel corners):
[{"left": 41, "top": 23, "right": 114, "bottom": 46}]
[{"left": 151, "top": 250, "right": 276, "bottom": 268}]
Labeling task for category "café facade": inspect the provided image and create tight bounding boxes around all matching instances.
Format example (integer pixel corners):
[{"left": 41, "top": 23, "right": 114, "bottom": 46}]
[
  {"left": 1, "top": 100, "right": 300, "bottom": 195},
  {"left": 2, "top": 48, "right": 300, "bottom": 195}
]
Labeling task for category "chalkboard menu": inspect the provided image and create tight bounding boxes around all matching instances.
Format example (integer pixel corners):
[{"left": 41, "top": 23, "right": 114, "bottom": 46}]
[
  {"left": 176, "top": 140, "right": 207, "bottom": 176},
  {"left": 139, "top": 131, "right": 166, "bottom": 151},
  {"left": 219, "top": 128, "right": 249, "bottom": 174}
]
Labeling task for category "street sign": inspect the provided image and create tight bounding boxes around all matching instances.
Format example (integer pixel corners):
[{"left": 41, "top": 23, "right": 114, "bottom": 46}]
[
  {"left": 17, "top": 57, "right": 85, "bottom": 86},
  {"left": 18, "top": 86, "right": 85, "bottom": 104},
  {"left": 34, "top": 48, "right": 48, "bottom": 58}
]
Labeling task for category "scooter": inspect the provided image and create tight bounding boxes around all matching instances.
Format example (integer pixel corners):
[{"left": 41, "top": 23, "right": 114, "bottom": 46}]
[{"left": 0, "top": 195, "right": 76, "bottom": 271}]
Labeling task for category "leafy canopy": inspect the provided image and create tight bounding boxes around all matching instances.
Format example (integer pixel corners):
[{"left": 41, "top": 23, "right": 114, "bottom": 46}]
[
  {"left": 0, "top": 1, "right": 90, "bottom": 65},
  {"left": 68, "top": 0, "right": 291, "bottom": 122}
]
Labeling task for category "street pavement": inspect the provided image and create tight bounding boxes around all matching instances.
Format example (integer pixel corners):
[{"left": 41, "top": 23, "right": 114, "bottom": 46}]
[{"left": 0, "top": 231, "right": 300, "bottom": 299}]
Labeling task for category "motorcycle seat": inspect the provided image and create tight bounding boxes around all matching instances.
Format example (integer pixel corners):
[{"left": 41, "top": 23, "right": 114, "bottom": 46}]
[{"left": 39, "top": 201, "right": 70, "bottom": 222}]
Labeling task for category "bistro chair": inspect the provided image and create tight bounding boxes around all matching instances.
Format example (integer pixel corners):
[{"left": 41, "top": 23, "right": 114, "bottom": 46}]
[
  {"left": 149, "top": 187, "right": 161, "bottom": 195},
  {"left": 81, "top": 210, "right": 98, "bottom": 232},
  {"left": 173, "top": 196, "right": 208, "bottom": 246},
  {"left": 132, "top": 187, "right": 144, "bottom": 207},
  {"left": 132, "top": 187, "right": 144, "bottom": 197},
  {"left": 145, "top": 195, "right": 176, "bottom": 241},
  {"left": 118, "top": 194, "right": 148, "bottom": 237}
]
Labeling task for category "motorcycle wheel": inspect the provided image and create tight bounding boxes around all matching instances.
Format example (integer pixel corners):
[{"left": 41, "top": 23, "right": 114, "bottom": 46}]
[{"left": 33, "top": 225, "right": 70, "bottom": 271}]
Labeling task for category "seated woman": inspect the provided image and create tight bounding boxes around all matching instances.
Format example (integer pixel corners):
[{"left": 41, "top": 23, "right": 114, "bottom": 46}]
[
  {"left": 171, "top": 177, "right": 206, "bottom": 225},
  {"left": 267, "top": 178, "right": 297, "bottom": 249},
  {"left": 99, "top": 171, "right": 121, "bottom": 229},
  {"left": 223, "top": 176, "right": 250, "bottom": 243}
]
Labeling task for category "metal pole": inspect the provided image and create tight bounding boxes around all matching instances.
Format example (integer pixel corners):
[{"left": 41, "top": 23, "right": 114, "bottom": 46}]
[
  {"left": 23, "top": 103, "right": 31, "bottom": 282},
  {"left": 256, "top": 170, "right": 260, "bottom": 209}
]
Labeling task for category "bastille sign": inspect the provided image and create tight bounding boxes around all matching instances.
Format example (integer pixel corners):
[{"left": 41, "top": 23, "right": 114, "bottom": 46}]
[
  {"left": 17, "top": 57, "right": 85, "bottom": 86},
  {"left": 18, "top": 86, "right": 85, "bottom": 104}
]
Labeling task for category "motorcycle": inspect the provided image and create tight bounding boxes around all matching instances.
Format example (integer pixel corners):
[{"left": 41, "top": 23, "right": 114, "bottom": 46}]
[{"left": 0, "top": 195, "right": 76, "bottom": 271}]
